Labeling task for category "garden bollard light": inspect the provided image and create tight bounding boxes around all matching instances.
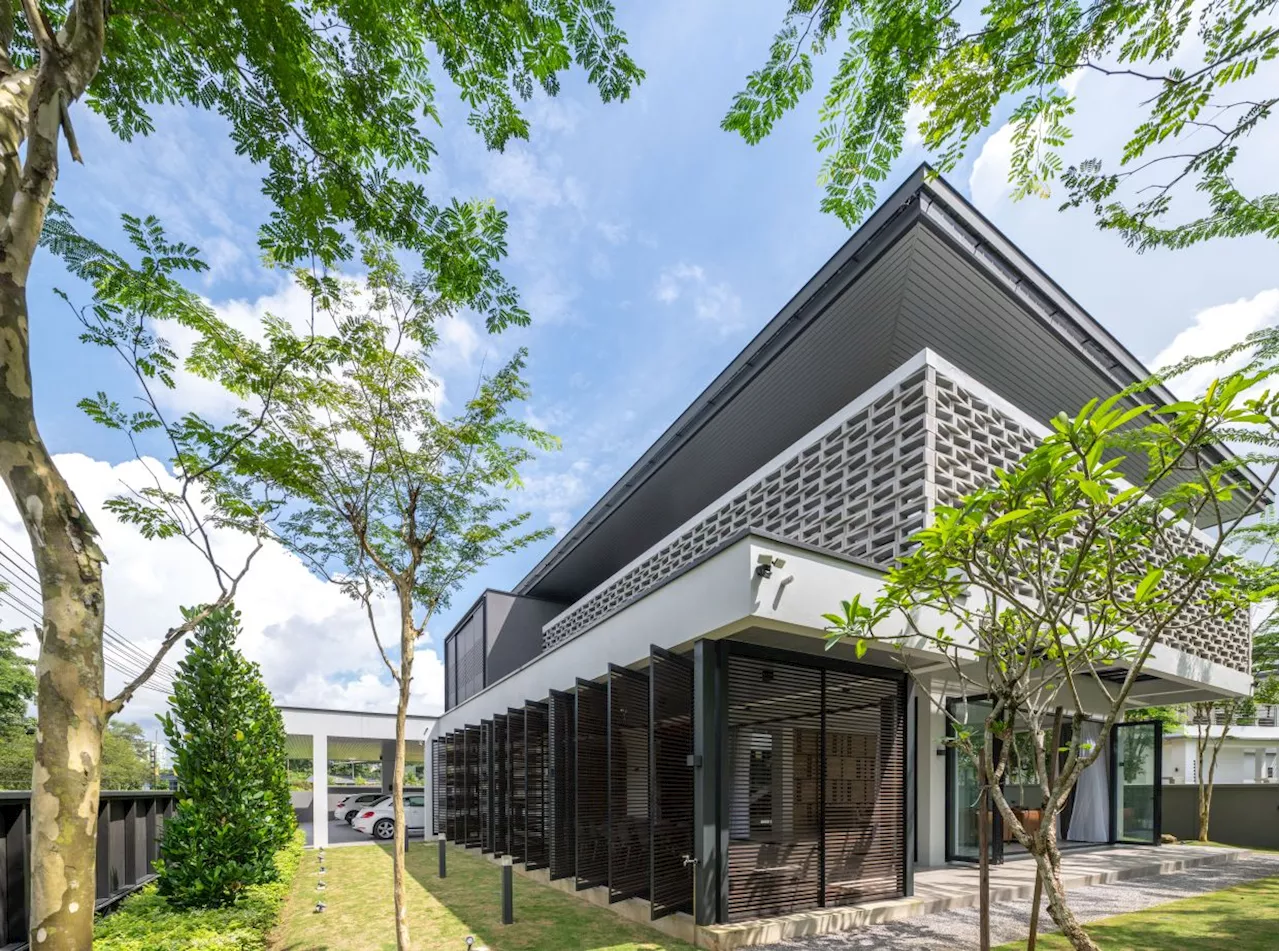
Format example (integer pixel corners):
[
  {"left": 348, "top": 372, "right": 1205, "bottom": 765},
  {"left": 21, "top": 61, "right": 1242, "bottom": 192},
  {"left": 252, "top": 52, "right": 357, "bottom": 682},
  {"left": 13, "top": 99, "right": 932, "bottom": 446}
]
[
  {"left": 438, "top": 833, "right": 447, "bottom": 878},
  {"left": 501, "top": 855, "right": 514, "bottom": 924}
]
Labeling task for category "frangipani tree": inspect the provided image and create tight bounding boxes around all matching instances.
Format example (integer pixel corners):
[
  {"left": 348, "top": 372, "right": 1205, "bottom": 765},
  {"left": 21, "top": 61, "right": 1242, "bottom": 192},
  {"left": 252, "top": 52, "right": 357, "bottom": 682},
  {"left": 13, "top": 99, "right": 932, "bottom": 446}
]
[{"left": 826, "top": 329, "right": 1277, "bottom": 951}]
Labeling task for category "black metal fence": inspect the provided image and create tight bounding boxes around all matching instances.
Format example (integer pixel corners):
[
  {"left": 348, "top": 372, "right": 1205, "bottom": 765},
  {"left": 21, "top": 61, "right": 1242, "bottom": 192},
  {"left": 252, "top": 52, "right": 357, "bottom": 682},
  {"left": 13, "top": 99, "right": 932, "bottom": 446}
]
[{"left": 1, "top": 789, "right": 176, "bottom": 950}]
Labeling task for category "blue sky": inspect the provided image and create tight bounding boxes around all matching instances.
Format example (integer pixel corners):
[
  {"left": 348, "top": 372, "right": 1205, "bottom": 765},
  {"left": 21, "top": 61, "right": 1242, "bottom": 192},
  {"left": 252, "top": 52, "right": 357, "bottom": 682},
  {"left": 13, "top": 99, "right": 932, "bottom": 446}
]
[{"left": 2, "top": 1, "right": 1276, "bottom": 730}]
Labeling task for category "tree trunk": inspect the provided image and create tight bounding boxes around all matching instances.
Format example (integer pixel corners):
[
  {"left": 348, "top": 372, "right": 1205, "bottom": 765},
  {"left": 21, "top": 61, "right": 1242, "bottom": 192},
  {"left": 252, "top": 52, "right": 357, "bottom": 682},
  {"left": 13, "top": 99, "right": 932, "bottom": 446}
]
[
  {"left": 1032, "top": 844, "right": 1100, "bottom": 951},
  {"left": 390, "top": 595, "right": 416, "bottom": 951},
  {"left": 1028, "top": 707, "right": 1064, "bottom": 950},
  {"left": 978, "top": 744, "right": 990, "bottom": 951},
  {"left": 0, "top": 275, "right": 107, "bottom": 951}
]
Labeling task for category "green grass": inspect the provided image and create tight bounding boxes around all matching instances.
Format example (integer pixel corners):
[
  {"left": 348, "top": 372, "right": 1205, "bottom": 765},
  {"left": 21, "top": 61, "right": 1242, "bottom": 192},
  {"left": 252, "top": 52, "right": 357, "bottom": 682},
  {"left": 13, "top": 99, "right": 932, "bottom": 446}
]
[
  {"left": 994, "top": 876, "right": 1279, "bottom": 951},
  {"left": 270, "top": 843, "right": 696, "bottom": 951}
]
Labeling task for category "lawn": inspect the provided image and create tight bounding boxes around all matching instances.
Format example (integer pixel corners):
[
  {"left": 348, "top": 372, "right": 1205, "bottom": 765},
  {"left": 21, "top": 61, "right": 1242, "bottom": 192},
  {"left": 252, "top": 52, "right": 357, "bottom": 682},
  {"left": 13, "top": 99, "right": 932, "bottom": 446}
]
[
  {"left": 993, "top": 876, "right": 1279, "bottom": 951},
  {"left": 270, "top": 842, "right": 696, "bottom": 951}
]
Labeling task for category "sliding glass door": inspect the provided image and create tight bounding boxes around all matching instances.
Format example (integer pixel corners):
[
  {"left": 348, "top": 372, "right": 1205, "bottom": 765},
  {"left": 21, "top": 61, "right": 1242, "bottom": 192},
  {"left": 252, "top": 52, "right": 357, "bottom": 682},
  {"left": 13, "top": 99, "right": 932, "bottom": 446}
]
[
  {"left": 945, "top": 698, "right": 1001, "bottom": 863},
  {"left": 1110, "top": 720, "right": 1163, "bottom": 844}
]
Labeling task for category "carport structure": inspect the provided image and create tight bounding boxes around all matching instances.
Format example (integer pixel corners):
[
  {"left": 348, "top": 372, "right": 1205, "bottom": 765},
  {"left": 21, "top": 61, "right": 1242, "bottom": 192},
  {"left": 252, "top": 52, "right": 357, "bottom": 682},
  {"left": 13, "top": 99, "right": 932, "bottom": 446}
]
[{"left": 280, "top": 705, "right": 437, "bottom": 848}]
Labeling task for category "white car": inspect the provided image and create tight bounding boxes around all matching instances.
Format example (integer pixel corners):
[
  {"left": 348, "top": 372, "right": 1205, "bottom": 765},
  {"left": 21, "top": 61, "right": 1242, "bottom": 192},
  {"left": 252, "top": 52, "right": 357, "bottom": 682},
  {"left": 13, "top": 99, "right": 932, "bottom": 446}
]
[
  {"left": 352, "top": 794, "right": 426, "bottom": 840},
  {"left": 332, "top": 793, "right": 388, "bottom": 824}
]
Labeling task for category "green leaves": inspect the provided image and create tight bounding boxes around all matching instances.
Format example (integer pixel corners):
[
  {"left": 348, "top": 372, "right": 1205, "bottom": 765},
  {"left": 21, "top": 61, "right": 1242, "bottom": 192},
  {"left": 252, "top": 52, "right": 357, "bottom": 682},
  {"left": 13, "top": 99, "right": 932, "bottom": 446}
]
[
  {"left": 732, "top": 0, "right": 1277, "bottom": 246},
  {"left": 76, "top": 0, "right": 642, "bottom": 331},
  {"left": 159, "top": 606, "right": 296, "bottom": 909}
]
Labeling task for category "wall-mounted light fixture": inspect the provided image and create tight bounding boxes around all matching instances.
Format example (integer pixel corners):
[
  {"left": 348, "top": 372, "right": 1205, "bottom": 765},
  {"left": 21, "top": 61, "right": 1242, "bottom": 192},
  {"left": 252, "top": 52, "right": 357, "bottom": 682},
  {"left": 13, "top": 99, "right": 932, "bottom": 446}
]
[{"left": 755, "top": 552, "right": 787, "bottom": 578}]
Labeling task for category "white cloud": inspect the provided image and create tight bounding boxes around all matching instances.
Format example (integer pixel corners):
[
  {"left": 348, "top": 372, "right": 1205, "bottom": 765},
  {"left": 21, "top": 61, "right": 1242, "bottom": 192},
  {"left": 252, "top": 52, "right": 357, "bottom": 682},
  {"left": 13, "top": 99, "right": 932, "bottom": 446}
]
[
  {"left": 527, "top": 95, "right": 583, "bottom": 135},
  {"left": 904, "top": 100, "right": 928, "bottom": 149},
  {"left": 597, "top": 221, "right": 629, "bottom": 245},
  {"left": 0, "top": 453, "right": 444, "bottom": 738},
  {"left": 1149, "top": 288, "right": 1279, "bottom": 398},
  {"left": 654, "top": 262, "right": 744, "bottom": 335},
  {"left": 969, "top": 122, "right": 1016, "bottom": 210},
  {"left": 484, "top": 146, "right": 568, "bottom": 209}
]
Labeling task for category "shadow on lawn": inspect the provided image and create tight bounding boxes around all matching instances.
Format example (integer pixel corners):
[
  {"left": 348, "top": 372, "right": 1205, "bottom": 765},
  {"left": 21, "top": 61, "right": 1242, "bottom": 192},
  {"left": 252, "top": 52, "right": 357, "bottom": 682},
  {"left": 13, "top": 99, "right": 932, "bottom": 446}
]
[
  {"left": 405, "top": 843, "right": 693, "bottom": 951},
  {"left": 1005, "top": 876, "right": 1280, "bottom": 951}
]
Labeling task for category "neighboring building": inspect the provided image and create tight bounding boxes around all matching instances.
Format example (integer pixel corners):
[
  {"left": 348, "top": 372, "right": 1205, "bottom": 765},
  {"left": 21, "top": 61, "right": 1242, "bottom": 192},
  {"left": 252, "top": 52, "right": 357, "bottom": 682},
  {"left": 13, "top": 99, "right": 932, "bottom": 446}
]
[
  {"left": 427, "top": 166, "right": 1264, "bottom": 931},
  {"left": 1164, "top": 704, "right": 1278, "bottom": 785}
]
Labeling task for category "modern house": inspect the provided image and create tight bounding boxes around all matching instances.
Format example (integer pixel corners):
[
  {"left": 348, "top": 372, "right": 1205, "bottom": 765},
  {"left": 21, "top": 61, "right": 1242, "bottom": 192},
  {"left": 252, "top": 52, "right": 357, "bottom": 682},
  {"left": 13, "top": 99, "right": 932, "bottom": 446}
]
[
  {"left": 426, "top": 165, "right": 1260, "bottom": 934},
  {"left": 1163, "top": 703, "right": 1278, "bottom": 785}
]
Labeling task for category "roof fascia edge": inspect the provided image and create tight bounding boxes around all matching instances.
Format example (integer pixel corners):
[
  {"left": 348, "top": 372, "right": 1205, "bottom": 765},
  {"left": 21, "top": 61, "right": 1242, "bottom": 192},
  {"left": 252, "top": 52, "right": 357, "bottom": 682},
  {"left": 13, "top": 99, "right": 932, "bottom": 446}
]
[
  {"left": 513, "top": 165, "right": 933, "bottom": 596},
  {"left": 916, "top": 174, "right": 1269, "bottom": 500}
]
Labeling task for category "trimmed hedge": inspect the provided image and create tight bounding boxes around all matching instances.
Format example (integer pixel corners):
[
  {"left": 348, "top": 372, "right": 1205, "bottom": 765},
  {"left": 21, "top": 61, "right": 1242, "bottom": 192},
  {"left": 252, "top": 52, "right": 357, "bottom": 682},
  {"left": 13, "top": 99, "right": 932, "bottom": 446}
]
[{"left": 94, "top": 828, "right": 304, "bottom": 951}]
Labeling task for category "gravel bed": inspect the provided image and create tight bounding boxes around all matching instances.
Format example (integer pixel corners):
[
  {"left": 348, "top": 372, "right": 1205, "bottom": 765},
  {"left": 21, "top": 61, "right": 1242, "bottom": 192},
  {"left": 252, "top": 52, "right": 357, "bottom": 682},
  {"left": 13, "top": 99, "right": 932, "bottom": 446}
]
[{"left": 753, "top": 851, "right": 1278, "bottom": 950}]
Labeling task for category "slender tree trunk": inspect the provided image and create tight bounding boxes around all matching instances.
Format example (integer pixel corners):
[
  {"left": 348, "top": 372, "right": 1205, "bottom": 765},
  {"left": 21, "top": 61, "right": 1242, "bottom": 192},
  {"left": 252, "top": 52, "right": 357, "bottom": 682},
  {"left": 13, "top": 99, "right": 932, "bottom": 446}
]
[
  {"left": 390, "top": 592, "right": 416, "bottom": 951},
  {"left": 0, "top": 276, "right": 107, "bottom": 951},
  {"left": 1028, "top": 707, "right": 1064, "bottom": 950},
  {"left": 1031, "top": 844, "right": 1100, "bottom": 951},
  {"left": 1194, "top": 703, "right": 1230, "bottom": 842},
  {"left": 978, "top": 744, "right": 991, "bottom": 951}
]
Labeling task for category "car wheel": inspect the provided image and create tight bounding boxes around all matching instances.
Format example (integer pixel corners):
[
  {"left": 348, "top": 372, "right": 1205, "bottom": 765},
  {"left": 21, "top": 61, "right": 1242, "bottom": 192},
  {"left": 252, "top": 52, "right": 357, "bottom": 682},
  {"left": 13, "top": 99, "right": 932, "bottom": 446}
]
[
  {"left": 373, "top": 818, "right": 395, "bottom": 840},
  {"left": 344, "top": 810, "right": 359, "bottom": 823}
]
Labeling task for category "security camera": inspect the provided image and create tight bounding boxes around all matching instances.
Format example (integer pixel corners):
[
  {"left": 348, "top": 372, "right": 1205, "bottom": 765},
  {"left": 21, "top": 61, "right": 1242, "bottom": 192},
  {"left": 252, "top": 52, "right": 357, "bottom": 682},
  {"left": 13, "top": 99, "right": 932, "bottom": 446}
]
[{"left": 755, "top": 563, "right": 772, "bottom": 579}]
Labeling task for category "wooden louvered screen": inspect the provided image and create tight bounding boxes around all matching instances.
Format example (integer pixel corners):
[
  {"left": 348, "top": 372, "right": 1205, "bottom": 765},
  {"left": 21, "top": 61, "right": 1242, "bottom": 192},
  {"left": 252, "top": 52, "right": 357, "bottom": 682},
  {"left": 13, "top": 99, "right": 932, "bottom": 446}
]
[
  {"left": 823, "top": 670, "right": 904, "bottom": 906},
  {"left": 464, "top": 725, "right": 482, "bottom": 847},
  {"left": 493, "top": 714, "right": 509, "bottom": 855},
  {"left": 479, "top": 720, "right": 493, "bottom": 852},
  {"left": 508, "top": 707, "right": 526, "bottom": 863},
  {"left": 548, "top": 689, "right": 576, "bottom": 880},
  {"left": 445, "top": 732, "right": 459, "bottom": 842},
  {"left": 726, "top": 655, "right": 821, "bottom": 920},
  {"left": 649, "top": 647, "right": 694, "bottom": 919},
  {"left": 431, "top": 738, "right": 444, "bottom": 836},
  {"left": 575, "top": 679, "right": 609, "bottom": 890},
  {"left": 608, "top": 664, "right": 649, "bottom": 903},
  {"left": 724, "top": 649, "right": 905, "bottom": 922},
  {"left": 524, "top": 700, "right": 550, "bottom": 870}
]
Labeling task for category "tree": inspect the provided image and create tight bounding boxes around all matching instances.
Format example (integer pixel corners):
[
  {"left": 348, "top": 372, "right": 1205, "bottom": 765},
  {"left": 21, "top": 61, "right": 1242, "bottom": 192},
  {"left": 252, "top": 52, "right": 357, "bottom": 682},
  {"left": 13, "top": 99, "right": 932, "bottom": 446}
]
[
  {"left": 825, "top": 329, "right": 1277, "bottom": 951},
  {"left": 199, "top": 254, "right": 555, "bottom": 950},
  {"left": 726, "top": 0, "right": 1277, "bottom": 248},
  {"left": 158, "top": 605, "right": 294, "bottom": 908},
  {"left": 0, "top": 4, "right": 641, "bottom": 945},
  {"left": 0, "top": 719, "right": 152, "bottom": 790},
  {"left": 100, "top": 721, "right": 152, "bottom": 790},
  {"left": 0, "top": 627, "right": 35, "bottom": 735}
]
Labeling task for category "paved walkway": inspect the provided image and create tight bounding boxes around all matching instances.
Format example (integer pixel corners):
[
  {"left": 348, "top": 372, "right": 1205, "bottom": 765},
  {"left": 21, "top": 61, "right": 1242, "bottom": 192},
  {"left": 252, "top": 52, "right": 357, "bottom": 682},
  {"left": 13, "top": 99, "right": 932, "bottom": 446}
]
[{"left": 754, "top": 850, "right": 1277, "bottom": 949}]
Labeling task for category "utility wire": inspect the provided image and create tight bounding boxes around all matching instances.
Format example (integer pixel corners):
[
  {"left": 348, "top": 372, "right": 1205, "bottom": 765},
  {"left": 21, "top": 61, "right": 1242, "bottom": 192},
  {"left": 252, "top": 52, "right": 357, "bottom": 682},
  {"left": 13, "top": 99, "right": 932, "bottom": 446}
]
[{"left": 0, "top": 535, "right": 180, "bottom": 679}]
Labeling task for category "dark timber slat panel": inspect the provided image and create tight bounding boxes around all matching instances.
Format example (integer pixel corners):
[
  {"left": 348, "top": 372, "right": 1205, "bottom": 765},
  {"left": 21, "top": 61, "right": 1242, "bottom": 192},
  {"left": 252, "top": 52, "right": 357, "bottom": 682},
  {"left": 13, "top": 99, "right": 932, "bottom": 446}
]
[
  {"left": 725, "top": 655, "right": 822, "bottom": 922},
  {"left": 724, "top": 649, "right": 906, "bottom": 922},
  {"left": 493, "top": 714, "right": 509, "bottom": 855},
  {"left": 464, "top": 724, "right": 482, "bottom": 848},
  {"left": 524, "top": 700, "right": 550, "bottom": 870},
  {"left": 575, "top": 679, "right": 609, "bottom": 890},
  {"left": 445, "top": 732, "right": 459, "bottom": 842},
  {"left": 822, "top": 670, "right": 904, "bottom": 907},
  {"left": 508, "top": 707, "right": 526, "bottom": 864},
  {"left": 548, "top": 689, "right": 577, "bottom": 880},
  {"left": 473, "top": 721, "right": 486, "bottom": 855},
  {"left": 649, "top": 646, "right": 694, "bottom": 919},
  {"left": 431, "top": 738, "right": 444, "bottom": 836},
  {"left": 608, "top": 664, "right": 650, "bottom": 903}
]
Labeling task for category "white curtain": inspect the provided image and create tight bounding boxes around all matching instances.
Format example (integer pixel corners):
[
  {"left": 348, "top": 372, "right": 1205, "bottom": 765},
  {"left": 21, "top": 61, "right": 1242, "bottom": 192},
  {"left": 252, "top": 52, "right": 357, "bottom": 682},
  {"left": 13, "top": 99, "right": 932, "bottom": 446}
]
[{"left": 1067, "top": 722, "right": 1109, "bottom": 842}]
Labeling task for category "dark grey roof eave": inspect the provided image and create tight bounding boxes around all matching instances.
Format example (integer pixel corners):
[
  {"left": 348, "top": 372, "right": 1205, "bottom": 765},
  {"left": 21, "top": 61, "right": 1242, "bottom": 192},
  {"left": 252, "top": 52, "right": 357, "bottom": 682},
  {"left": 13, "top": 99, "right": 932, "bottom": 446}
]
[{"left": 514, "top": 164, "right": 1270, "bottom": 597}]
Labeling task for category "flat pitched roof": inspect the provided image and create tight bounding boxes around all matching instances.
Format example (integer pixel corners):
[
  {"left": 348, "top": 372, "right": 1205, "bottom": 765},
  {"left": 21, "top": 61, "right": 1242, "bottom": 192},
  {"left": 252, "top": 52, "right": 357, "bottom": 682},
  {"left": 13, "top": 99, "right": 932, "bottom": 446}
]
[{"left": 513, "top": 164, "right": 1268, "bottom": 605}]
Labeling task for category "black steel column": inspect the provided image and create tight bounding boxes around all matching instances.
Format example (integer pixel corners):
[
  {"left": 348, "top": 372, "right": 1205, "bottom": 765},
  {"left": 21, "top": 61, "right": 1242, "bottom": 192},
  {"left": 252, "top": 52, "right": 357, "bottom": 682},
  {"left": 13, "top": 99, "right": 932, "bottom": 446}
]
[
  {"left": 904, "top": 681, "right": 916, "bottom": 897},
  {"left": 692, "top": 638, "right": 725, "bottom": 925}
]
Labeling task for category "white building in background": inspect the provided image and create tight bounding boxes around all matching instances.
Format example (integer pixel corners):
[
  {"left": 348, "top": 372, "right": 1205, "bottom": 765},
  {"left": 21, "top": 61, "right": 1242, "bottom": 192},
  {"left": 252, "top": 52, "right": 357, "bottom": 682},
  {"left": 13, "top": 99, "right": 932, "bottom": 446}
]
[{"left": 1163, "top": 704, "right": 1279, "bottom": 785}]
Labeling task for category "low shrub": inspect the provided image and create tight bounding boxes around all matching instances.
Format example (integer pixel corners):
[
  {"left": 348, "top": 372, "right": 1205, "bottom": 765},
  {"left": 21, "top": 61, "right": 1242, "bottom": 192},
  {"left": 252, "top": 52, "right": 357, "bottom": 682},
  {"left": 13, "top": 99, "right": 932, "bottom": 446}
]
[{"left": 94, "top": 828, "right": 304, "bottom": 951}]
